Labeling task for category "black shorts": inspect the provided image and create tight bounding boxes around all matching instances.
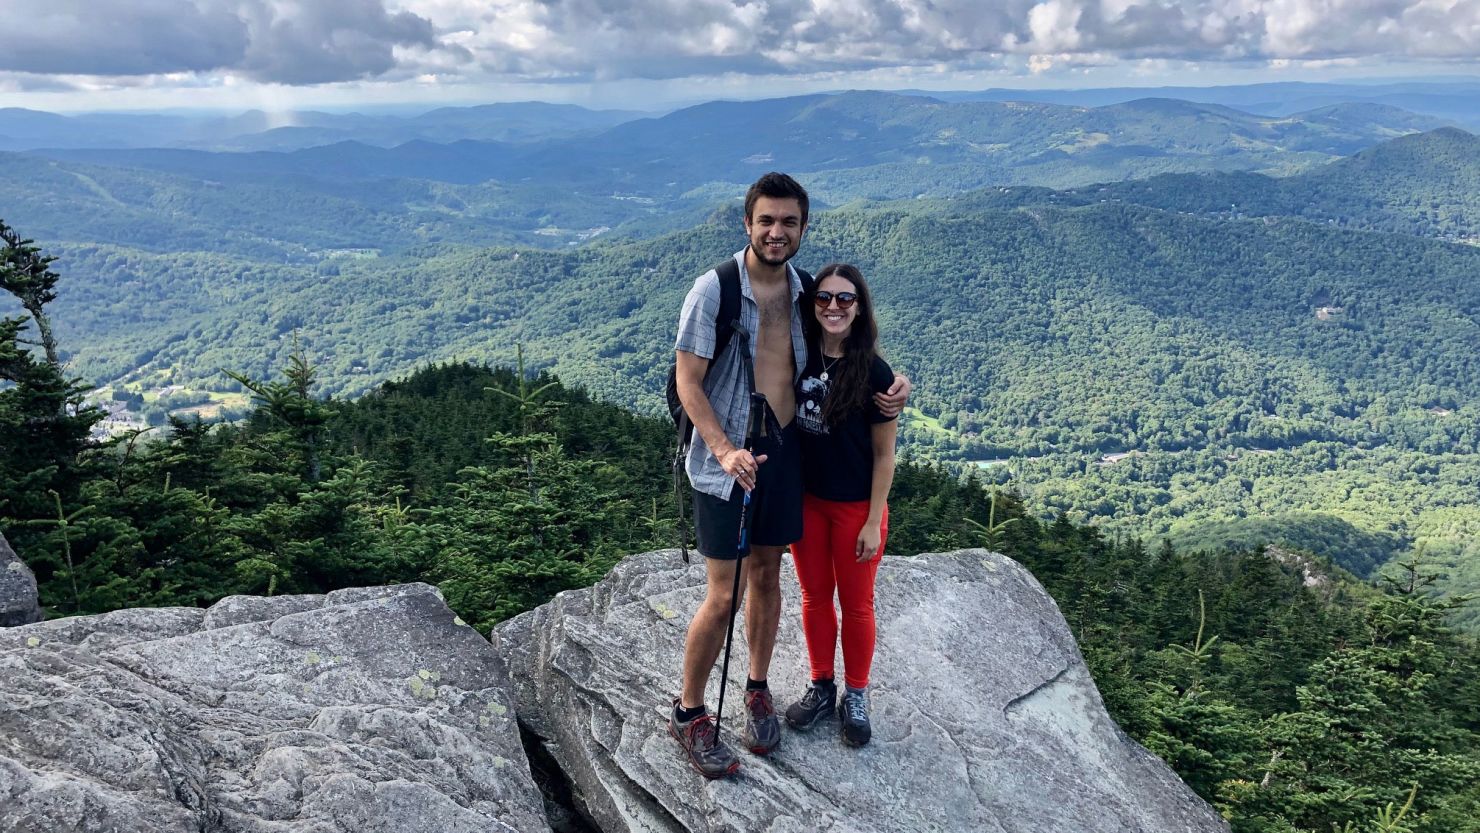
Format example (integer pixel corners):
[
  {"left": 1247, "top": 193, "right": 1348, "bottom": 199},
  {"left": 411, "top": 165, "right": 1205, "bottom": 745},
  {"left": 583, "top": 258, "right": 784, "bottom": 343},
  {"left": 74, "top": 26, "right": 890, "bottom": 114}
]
[{"left": 692, "top": 420, "right": 802, "bottom": 560}]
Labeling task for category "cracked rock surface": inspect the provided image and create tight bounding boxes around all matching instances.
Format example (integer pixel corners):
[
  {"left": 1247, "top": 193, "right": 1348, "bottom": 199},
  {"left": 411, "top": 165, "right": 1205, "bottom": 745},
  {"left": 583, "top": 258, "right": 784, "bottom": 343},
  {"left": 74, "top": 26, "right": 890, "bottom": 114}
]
[
  {"left": 493, "top": 550, "right": 1229, "bottom": 833},
  {"left": 1, "top": 583, "right": 547, "bottom": 833}
]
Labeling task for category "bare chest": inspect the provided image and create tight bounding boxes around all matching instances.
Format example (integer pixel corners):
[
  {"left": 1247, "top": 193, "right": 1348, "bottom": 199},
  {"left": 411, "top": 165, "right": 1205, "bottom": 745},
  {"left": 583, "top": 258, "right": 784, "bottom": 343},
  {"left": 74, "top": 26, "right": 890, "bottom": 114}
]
[{"left": 752, "top": 282, "right": 793, "bottom": 345}]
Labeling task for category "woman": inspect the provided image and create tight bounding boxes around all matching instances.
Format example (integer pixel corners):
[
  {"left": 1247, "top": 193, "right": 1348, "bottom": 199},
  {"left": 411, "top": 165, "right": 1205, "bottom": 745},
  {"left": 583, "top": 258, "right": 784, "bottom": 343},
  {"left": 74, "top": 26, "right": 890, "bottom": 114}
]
[{"left": 785, "top": 263, "right": 897, "bottom": 747}]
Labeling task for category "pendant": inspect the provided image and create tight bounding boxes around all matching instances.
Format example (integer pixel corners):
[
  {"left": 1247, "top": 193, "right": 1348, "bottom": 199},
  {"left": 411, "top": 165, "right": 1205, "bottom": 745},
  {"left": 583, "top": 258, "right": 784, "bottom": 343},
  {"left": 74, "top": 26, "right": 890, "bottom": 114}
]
[{"left": 819, "top": 372, "right": 828, "bottom": 382}]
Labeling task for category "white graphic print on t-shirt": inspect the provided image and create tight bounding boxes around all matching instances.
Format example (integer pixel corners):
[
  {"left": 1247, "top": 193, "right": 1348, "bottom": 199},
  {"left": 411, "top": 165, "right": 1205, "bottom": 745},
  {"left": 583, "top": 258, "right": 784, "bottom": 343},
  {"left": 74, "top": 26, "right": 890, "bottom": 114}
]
[{"left": 797, "top": 373, "right": 829, "bottom": 435}]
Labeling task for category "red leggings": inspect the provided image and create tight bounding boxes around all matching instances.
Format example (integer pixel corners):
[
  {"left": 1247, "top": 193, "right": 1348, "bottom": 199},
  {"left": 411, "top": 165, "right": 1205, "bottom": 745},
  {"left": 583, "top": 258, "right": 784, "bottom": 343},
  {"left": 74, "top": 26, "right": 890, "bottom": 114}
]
[{"left": 792, "top": 494, "right": 887, "bottom": 690}]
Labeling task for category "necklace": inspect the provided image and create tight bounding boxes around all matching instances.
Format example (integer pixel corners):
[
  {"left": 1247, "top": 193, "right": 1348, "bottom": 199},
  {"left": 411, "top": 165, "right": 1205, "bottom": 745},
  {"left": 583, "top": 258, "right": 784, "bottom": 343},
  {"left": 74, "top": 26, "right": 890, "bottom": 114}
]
[{"left": 819, "top": 350, "right": 842, "bottom": 383}]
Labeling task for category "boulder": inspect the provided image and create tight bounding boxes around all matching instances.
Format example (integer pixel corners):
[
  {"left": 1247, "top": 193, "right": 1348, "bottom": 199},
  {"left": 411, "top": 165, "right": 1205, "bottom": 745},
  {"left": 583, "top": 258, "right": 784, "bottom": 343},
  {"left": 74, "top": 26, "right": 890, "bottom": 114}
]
[
  {"left": 0, "top": 583, "right": 548, "bottom": 833},
  {"left": 0, "top": 533, "right": 42, "bottom": 627},
  {"left": 493, "top": 550, "right": 1229, "bottom": 833}
]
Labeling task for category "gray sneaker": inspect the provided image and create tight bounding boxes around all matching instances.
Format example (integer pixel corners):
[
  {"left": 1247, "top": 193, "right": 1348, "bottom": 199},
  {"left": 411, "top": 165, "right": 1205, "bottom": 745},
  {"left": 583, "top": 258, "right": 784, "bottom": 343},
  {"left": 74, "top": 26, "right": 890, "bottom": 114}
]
[
  {"left": 741, "top": 688, "right": 781, "bottom": 755},
  {"left": 669, "top": 700, "right": 740, "bottom": 779},
  {"left": 784, "top": 681, "right": 836, "bottom": 731},
  {"left": 839, "top": 688, "right": 871, "bottom": 747}
]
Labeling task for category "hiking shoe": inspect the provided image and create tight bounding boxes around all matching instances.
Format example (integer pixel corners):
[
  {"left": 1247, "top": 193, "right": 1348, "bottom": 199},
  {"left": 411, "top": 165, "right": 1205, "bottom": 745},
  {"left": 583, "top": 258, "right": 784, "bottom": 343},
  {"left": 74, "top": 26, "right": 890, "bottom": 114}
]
[
  {"left": 741, "top": 689, "right": 781, "bottom": 755},
  {"left": 669, "top": 701, "right": 740, "bottom": 779},
  {"left": 839, "top": 689, "right": 871, "bottom": 747},
  {"left": 784, "top": 681, "right": 837, "bottom": 731}
]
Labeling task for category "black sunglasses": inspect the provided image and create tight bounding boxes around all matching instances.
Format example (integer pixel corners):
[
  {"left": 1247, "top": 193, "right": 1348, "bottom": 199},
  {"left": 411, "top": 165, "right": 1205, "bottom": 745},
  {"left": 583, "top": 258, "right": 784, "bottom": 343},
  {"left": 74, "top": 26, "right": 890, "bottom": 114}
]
[{"left": 813, "top": 291, "right": 857, "bottom": 310}]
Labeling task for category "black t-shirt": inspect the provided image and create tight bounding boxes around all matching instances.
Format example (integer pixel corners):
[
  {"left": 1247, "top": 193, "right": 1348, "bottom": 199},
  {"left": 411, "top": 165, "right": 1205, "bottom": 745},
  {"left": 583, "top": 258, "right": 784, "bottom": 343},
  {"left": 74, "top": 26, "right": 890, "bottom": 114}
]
[{"left": 795, "top": 347, "right": 896, "bottom": 502}]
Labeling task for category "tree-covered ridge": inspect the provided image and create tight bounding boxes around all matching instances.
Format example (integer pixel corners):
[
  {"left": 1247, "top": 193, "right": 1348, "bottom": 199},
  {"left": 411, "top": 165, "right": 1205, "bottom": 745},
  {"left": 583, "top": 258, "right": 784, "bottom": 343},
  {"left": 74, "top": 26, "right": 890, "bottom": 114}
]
[
  {"left": 1041, "top": 127, "right": 1480, "bottom": 241},
  {"left": 0, "top": 152, "right": 694, "bottom": 259},
  {"left": 35, "top": 187, "right": 1480, "bottom": 416}
]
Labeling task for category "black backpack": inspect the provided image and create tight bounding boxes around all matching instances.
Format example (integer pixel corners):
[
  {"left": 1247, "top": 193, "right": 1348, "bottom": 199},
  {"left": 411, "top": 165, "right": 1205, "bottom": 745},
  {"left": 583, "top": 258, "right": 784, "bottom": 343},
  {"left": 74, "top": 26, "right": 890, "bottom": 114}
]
[{"left": 668, "top": 258, "right": 813, "bottom": 560}]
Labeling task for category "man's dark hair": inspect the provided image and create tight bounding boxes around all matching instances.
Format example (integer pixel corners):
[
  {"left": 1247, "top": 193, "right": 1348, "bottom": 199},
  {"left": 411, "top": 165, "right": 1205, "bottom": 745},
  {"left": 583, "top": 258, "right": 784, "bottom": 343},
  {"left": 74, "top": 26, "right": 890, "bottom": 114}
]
[{"left": 744, "top": 172, "right": 809, "bottom": 226}]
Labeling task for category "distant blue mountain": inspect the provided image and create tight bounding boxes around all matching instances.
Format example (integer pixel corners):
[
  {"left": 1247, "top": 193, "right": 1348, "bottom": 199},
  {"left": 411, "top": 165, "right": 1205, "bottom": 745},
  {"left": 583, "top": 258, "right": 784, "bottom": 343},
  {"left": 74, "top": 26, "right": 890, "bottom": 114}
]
[
  {"left": 909, "top": 80, "right": 1480, "bottom": 127},
  {"left": 0, "top": 102, "right": 646, "bottom": 152},
  {"left": 28, "top": 90, "right": 1453, "bottom": 197}
]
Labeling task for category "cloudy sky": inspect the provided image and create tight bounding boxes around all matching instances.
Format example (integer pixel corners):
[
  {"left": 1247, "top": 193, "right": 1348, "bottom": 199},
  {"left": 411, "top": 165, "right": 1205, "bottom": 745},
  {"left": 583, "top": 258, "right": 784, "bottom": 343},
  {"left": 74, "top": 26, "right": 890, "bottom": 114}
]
[{"left": 3, "top": 0, "right": 1479, "bottom": 112}]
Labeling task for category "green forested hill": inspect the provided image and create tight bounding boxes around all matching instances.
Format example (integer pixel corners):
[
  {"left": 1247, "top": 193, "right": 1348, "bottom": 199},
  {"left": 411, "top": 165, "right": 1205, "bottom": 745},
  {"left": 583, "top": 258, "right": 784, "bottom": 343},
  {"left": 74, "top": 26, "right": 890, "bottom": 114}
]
[
  {"left": 25, "top": 192, "right": 1480, "bottom": 611},
  {"left": 7, "top": 126, "right": 1480, "bottom": 619},
  {"left": 0, "top": 152, "right": 690, "bottom": 257},
  {"left": 1061, "top": 128, "right": 1480, "bottom": 241},
  {"left": 48, "top": 197, "right": 1480, "bottom": 436}
]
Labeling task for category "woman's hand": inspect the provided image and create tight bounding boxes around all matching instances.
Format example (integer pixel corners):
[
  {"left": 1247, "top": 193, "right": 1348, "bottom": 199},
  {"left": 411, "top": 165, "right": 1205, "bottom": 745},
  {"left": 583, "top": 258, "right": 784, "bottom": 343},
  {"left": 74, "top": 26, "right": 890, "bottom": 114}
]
[{"left": 856, "top": 521, "right": 883, "bottom": 563}]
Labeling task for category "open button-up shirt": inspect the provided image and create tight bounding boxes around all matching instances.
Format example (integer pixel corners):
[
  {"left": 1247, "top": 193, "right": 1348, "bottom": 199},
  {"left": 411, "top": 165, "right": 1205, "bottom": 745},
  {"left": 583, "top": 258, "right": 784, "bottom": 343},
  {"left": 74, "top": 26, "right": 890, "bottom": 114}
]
[{"left": 674, "top": 248, "right": 809, "bottom": 499}]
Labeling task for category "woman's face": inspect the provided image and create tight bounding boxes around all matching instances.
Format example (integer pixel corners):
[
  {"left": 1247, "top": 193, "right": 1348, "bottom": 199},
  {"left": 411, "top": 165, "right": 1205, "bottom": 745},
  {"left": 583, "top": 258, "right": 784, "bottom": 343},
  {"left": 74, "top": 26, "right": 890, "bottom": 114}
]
[{"left": 814, "top": 274, "right": 859, "bottom": 340}]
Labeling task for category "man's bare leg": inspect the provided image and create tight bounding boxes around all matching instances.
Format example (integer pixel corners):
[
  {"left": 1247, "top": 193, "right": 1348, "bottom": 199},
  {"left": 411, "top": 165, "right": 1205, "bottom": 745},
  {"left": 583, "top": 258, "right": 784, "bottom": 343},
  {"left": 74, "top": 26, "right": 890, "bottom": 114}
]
[
  {"left": 681, "top": 556, "right": 747, "bottom": 709},
  {"left": 744, "top": 545, "right": 784, "bottom": 682}
]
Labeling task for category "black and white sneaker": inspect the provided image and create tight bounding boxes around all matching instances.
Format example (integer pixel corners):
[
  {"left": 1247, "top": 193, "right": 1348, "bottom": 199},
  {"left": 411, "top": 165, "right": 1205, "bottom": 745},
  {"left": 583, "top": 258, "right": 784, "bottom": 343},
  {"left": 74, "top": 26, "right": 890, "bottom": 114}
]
[
  {"left": 784, "top": 680, "right": 836, "bottom": 731},
  {"left": 839, "top": 688, "right": 871, "bottom": 747}
]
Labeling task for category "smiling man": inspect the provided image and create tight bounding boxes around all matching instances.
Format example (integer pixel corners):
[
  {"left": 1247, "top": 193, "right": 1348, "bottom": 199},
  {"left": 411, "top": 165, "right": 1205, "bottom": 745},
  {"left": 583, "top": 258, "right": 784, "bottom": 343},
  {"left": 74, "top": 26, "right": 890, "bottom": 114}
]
[{"left": 668, "top": 172, "right": 908, "bottom": 778}]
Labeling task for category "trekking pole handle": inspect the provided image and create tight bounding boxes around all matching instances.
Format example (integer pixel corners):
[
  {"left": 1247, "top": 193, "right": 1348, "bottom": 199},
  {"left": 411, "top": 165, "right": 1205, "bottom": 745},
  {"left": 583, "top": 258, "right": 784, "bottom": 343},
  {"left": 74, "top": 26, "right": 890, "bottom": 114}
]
[{"left": 747, "top": 392, "right": 767, "bottom": 443}]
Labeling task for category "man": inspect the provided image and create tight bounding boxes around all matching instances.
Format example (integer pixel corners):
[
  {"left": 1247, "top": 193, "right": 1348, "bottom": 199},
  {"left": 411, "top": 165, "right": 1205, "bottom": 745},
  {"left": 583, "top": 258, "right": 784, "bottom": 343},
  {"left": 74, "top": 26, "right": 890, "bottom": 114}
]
[{"left": 670, "top": 172, "right": 908, "bottom": 778}]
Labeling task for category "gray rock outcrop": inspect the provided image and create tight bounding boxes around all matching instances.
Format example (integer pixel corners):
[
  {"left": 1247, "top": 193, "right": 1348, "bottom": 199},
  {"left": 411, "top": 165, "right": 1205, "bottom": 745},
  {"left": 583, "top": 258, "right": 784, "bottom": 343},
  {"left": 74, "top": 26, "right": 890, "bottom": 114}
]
[
  {"left": 0, "top": 533, "right": 42, "bottom": 627},
  {"left": 1, "top": 583, "right": 548, "bottom": 833},
  {"left": 493, "top": 550, "right": 1229, "bottom": 833}
]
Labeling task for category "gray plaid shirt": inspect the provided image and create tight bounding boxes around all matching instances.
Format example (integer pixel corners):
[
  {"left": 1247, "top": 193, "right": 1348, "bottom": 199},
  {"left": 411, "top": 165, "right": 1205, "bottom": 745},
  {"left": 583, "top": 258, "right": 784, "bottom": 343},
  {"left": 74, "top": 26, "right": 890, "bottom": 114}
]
[{"left": 674, "top": 249, "right": 810, "bottom": 499}]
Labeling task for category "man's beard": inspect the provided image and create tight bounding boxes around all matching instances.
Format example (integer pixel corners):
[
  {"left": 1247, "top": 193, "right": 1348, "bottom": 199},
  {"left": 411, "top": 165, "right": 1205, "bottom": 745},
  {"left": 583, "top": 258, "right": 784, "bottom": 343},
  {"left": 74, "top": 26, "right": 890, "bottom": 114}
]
[{"left": 751, "top": 241, "right": 795, "bottom": 266}]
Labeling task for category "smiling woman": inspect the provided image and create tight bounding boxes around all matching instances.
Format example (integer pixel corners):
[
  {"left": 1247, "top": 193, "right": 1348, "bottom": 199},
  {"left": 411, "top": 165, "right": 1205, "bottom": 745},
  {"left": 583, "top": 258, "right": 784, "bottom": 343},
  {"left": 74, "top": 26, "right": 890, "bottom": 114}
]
[{"left": 786, "top": 262, "right": 898, "bottom": 747}]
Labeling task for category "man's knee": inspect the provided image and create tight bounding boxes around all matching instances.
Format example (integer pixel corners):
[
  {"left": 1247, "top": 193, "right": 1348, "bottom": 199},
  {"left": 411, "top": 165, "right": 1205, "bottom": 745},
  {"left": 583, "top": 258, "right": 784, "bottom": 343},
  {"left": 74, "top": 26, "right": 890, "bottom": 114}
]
[
  {"left": 699, "top": 559, "right": 745, "bottom": 610},
  {"left": 746, "top": 548, "right": 784, "bottom": 595},
  {"left": 700, "top": 586, "right": 742, "bottom": 615}
]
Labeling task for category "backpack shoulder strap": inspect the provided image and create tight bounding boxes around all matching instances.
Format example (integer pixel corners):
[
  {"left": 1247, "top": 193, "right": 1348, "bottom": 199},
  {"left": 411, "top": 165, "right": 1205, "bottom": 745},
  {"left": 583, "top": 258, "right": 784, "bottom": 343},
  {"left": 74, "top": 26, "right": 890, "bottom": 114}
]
[
  {"left": 794, "top": 265, "right": 815, "bottom": 295},
  {"left": 713, "top": 257, "right": 742, "bottom": 360}
]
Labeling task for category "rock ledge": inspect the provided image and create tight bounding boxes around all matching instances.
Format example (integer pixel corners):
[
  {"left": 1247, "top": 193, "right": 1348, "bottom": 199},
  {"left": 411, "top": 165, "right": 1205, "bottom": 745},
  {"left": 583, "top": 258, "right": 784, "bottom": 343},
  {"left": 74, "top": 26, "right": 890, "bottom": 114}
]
[
  {"left": 494, "top": 549, "right": 1229, "bottom": 833},
  {"left": 1, "top": 583, "right": 547, "bottom": 833}
]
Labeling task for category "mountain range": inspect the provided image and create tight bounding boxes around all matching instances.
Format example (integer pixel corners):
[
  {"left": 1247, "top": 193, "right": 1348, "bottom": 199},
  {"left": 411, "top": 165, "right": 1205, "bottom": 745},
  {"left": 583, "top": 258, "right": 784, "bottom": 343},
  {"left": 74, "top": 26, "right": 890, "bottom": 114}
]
[
  {"left": 911, "top": 79, "right": 1480, "bottom": 127},
  {"left": 6, "top": 78, "right": 1477, "bottom": 155},
  {"left": 0, "top": 90, "right": 1459, "bottom": 261},
  {"left": 27, "top": 92, "right": 1452, "bottom": 194},
  {"left": 4, "top": 92, "right": 1479, "bottom": 624}
]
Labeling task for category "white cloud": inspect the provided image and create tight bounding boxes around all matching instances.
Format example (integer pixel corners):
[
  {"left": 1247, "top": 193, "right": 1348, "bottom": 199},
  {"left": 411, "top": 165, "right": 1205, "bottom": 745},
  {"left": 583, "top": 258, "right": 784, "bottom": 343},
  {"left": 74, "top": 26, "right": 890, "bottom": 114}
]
[
  {"left": 0, "top": 0, "right": 447, "bottom": 84},
  {"left": 3, "top": 0, "right": 1479, "bottom": 89},
  {"left": 401, "top": 0, "right": 1480, "bottom": 82}
]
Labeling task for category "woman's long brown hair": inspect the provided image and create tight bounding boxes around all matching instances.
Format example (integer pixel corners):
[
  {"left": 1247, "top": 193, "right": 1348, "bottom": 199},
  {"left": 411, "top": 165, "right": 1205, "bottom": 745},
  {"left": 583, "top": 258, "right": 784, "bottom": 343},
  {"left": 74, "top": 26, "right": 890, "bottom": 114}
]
[{"left": 802, "top": 263, "right": 880, "bottom": 425}]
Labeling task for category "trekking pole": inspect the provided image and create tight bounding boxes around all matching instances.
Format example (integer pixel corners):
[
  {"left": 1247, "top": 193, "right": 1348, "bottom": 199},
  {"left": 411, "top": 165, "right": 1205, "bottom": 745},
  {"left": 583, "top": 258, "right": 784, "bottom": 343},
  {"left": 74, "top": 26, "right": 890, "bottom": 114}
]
[{"left": 714, "top": 391, "right": 767, "bottom": 732}]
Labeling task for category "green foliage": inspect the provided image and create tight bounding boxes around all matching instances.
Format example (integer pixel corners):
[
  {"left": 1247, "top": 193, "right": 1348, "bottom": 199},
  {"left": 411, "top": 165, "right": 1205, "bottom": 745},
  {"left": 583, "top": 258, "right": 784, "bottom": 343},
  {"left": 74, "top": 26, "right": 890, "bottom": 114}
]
[{"left": 423, "top": 432, "right": 631, "bottom": 631}]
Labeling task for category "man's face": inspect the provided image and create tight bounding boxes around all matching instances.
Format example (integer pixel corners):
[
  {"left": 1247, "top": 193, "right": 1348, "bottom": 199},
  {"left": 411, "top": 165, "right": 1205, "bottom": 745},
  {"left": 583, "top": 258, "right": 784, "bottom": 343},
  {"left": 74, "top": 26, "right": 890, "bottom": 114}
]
[{"left": 745, "top": 196, "right": 806, "bottom": 267}]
